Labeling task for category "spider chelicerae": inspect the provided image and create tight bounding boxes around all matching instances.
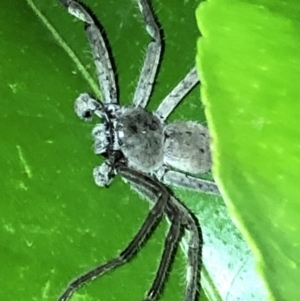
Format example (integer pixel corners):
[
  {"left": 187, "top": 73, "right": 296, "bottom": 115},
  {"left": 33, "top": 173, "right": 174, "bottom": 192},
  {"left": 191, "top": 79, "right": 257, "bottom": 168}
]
[{"left": 57, "top": 0, "right": 221, "bottom": 300}]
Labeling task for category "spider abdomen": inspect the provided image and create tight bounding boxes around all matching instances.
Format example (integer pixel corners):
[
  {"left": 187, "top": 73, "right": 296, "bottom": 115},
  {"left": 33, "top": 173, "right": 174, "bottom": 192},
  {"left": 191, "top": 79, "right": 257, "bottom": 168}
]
[
  {"left": 117, "top": 107, "right": 164, "bottom": 172},
  {"left": 163, "top": 121, "right": 212, "bottom": 174}
]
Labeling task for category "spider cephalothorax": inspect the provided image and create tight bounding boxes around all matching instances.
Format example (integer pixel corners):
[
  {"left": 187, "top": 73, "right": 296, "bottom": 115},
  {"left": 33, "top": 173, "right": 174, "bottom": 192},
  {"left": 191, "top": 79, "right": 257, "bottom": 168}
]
[{"left": 57, "top": 1, "right": 221, "bottom": 301}]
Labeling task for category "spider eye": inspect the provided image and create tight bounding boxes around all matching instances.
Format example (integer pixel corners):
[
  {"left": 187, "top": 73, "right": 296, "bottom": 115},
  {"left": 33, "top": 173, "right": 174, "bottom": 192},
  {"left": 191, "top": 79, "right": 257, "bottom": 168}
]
[
  {"left": 149, "top": 122, "right": 158, "bottom": 131},
  {"left": 83, "top": 110, "right": 92, "bottom": 119},
  {"left": 129, "top": 124, "right": 138, "bottom": 133}
]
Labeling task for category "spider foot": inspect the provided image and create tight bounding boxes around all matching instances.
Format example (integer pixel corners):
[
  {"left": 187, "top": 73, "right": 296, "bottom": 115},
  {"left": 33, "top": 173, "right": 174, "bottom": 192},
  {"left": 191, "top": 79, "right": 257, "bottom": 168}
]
[
  {"left": 93, "top": 161, "right": 115, "bottom": 187},
  {"left": 74, "top": 93, "right": 101, "bottom": 121}
]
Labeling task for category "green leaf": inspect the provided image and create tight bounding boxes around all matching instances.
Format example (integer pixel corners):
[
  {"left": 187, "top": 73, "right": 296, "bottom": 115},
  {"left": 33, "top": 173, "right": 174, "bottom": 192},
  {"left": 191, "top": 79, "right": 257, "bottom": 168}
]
[{"left": 197, "top": 0, "right": 300, "bottom": 300}]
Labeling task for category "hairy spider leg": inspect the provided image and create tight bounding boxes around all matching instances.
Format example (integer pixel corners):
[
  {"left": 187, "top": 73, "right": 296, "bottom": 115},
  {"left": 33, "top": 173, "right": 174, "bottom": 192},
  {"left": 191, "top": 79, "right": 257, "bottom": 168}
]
[
  {"left": 58, "top": 0, "right": 117, "bottom": 104},
  {"left": 174, "top": 197, "right": 202, "bottom": 301},
  {"left": 155, "top": 67, "right": 199, "bottom": 121},
  {"left": 159, "top": 168, "right": 220, "bottom": 195},
  {"left": 132, "top": 0, "right": 162, "bottom": 108},
  {"left": 57, "top": 164, "right": 170, "bottom": 301},
  {"left": 142, "top": 207, "right": 182, "bottom": 301},
  {"left": 121, "top": 165, "right": 202, "bottom": 301}
]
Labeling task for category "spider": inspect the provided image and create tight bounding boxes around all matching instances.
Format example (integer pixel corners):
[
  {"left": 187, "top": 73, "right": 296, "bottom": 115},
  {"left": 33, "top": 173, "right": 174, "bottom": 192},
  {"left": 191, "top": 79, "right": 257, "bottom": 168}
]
[{"left": 57, "top": 0, "right": 221, "bottom": 301}]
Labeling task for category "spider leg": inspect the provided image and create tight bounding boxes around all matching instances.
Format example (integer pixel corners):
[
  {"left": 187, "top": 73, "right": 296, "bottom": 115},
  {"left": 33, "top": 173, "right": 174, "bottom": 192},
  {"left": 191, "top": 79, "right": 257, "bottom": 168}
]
[
  {"left": 157, "top": 167, "right": 221, "bottom": 196},
  {"left": 57, "top": 164, "right": 170, "bottom": 301},
  {"left": 122, "top": 163, "right": 202, "bottom": 301},
  {"left": 171, "top": 197, "right": 202, "bottom": 301},
  {"left": 132, "top": 0, "right": 162, "bottom": 108},
  {"left": 155, "top": 67, "right": 199, "bottom": 121},
  {"left": 58, "top": 0, "right": 117, "bottom": 104},
  {"left": 141, "top": 194, "right": 202, "bottom": 301},
  {"left": 142, "top": 205, "right": 182, "bottom": 301}
]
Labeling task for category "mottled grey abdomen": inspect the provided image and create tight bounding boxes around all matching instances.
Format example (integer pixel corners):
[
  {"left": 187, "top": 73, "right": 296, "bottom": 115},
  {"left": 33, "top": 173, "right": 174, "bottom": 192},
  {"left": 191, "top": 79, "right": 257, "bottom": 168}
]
[{"left": 163, "top": 121, "right": 211, "bottom": 174}]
